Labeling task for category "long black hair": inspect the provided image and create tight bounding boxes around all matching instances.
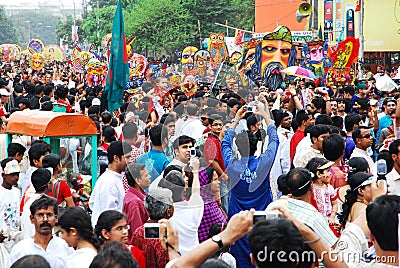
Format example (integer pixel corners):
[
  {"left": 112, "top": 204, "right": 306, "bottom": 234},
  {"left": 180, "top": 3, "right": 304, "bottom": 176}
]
[
  {"left": 94, "top": 210, "right": 126, "bottom": 244},
  {"left": 58, "top": 207, "right": 101, "bottom": 250}
]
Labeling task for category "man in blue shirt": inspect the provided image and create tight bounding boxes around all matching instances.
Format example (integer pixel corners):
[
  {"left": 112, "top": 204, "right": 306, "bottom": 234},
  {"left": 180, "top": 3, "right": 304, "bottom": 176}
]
[
  {"left": 136, "top": 124, "right": 170, "bottom": 183},
  {"left": 222, "top": 105, "right": 278, "bottom": 268}
]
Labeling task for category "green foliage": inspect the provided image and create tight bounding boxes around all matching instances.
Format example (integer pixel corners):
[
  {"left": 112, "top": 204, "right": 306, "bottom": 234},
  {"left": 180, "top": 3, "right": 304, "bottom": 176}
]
[
  {"left": 82, "top": 6, "right": 117, "bottom": 46},
  {"left": 0, "top": 7, "right": 22, "bottom": 44},
  {"left": 80, "top": 0, "right": 255, "bottom": 57},
  {"left": 124, "top": 0, "right": 194, "bottom": 56},
  {"left": 230, "top": 0, "right": 255, "bottom": 31},
  {"left": 56, "top": 15, "right": 86, "bottom": 47}
]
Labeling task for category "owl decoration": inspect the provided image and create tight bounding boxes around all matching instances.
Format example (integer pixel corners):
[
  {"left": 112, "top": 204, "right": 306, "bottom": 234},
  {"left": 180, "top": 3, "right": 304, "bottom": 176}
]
[{"left": 208, "top": 32, "right": 228, "bottom": 69}]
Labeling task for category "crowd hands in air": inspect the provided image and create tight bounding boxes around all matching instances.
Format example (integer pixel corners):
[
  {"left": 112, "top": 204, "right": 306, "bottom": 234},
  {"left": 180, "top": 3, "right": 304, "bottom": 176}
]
[{"left": 1, "top": 61, "right": 400, "bottom": 268}]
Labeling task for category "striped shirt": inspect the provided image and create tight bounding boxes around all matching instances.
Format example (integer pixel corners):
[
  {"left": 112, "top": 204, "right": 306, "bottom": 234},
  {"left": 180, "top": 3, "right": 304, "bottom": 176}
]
[{"left": 287, "top": 198, "right": 338, "bottom": 247}]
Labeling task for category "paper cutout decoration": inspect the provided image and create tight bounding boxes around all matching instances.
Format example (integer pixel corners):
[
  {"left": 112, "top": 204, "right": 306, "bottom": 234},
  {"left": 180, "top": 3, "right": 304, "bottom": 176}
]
[
  {"left": 43, "top": 45, "right": 65, "bottom": 63},
  {"left": 208, "top": 32, "right": 228, "bottom": 69},
  {"left": 27, "top": 39, "right": 45, "bottom": 71},
  {"left": 251, "top": 26, "right": 297, "bottom": 90},
  {"left": 194, "top": 49, "right": 211, "bottom": 78},
  {"left": 0, "top": 44, "right": 21, "bottom": 62},
  {"left": 301, "top": 40, "right": 332, "bottom": 85},
  {"left": 85, "top": 58, "right": 108, "bottom": 87}
]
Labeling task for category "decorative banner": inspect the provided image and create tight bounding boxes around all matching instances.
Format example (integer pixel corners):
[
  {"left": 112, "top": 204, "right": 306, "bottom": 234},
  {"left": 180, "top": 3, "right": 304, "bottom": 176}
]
[
  {"left": 0, "top": 44, "right": 21, "bottom": 62},
  {"left": 42, "top": 45, "right": 65, "bottom": 63},
  {"left": 346, "top": 9, "right": 355, "bottom": 37},
  {"left": 355, "top": 0, "right": 361, "bottom": 12},
  {"left": 329, "top": 36, "right": 360, "bottom": 69},
  {"left": 128, "top": 53, "right": 148, "bottom": 79},
  {"left": 234, "top": 29, "right": 245, "bottom": 46},
  {"left": 251, "top": 26, "right": 296, "bottom": 90},
  {"left": 85, "top": 58, "right": 108, "bottom": 87},
  {"left": 324, "top": 0, "right": 333, "bottom": 43},
  {"left": 301, "top": 40, "right": 332, "bottom": 86},
  {"left": 335, "top": 0, "right": 344, "bottom": 42},
  {"left": 208, "top": 32, "right": 228, "bottom": 69},
  {"left": 28, "top": 39, "right": 44, "bottom": 54},
  {"left": 291, "top": 31, "right": 313, "bottom": 44},
  {"left": 72, "top": 43, "right": 98, "bottom": 73},
  {"left": 27, "top": 39, "right": 45, "bottom": 71}
]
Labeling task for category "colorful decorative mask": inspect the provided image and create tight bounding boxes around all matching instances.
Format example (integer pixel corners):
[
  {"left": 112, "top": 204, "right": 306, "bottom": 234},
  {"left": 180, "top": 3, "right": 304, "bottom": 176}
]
[
  {"left": 194, "top": 49, "right": 211, "bottom": 77},
  {"left": 85, "top": 58, "right": 108, "bottom": 87},
  {"left": 208, "top": 32, "right": 228, "bottom": 69}
]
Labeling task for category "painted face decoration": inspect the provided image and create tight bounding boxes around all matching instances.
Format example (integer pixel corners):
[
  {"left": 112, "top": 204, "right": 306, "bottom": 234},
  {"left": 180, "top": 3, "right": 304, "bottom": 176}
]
[
  {"left": 30, "top": 53, "right": 45, "bottom": 71},
  {"left": 253, "top": 26, "right": 294, "bottom": 90},
  {"left": 129, "top": 53, "right": 148, "bottom": 78},
  {"left": 181, "top": 46, "right": 198, "bottom": 69},
  {"left": 85, "top": 58, "right": 108, "bottom": 87},
  {"left": 194, "top": 49, "right": 211, "bottom": 77}
]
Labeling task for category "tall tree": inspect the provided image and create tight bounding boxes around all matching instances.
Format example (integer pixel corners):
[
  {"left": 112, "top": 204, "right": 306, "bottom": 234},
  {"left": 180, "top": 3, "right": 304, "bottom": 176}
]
[
  {"left": 0, "top": 7, "right": 22, "bottom": 44},
  {"left": 82, "top": 5, "right": 118, "bottom": 46},
  {"left": 124, "top": 0, "right": 194, "bottom": 56}
]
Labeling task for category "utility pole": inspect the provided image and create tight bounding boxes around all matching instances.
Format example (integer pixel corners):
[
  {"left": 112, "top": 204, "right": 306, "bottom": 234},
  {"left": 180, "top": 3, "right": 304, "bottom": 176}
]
[{"left": 358, "top": 0, "right": 364, "bottom": 79}]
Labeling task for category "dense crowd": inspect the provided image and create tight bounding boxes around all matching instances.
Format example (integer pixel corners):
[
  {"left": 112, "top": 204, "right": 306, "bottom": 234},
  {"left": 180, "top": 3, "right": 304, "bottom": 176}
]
[{"left": 0, "top": 60, "right": 400, "bottom": 268}]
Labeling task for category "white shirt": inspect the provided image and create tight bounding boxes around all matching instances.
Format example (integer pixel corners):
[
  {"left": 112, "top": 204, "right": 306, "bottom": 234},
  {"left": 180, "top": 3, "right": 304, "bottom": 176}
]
[
  {"left": 21, "top": 193, "right": 41, "bottom": 239},
  {"left": 89, "top": 168, "right": 125, "bottom": 227},
  {"left": 350, "top": 147, "right": 377, "bottom": 175},
  {"left": 10, "top": 236, "right": 74, "bottom": 268},
  {"left": 65, "top": 247, "right": 97, "bottom": 268},
  {"left": 270, "top": 128, "right": 291, "bottom": 195},
  {"left": 178, "top": 116, "right": 206, "bottom": 142},
  {"left": 386, "top": 168, "right": 400, "bottom": 196},
  {"left": 169, "top": 192, "right": 204, "bottom": 255},
  {"left": 292, "top": 135, "right": 312, "bottom": 166},
  {"left": 21, "top": 166, "right": 37, "bottom": 196},
  {"left": 294, "top": 146, "right": 325, "bottom": 168},
  {"left": 0, "top": 186, "right": 20, "bottom": 230}
]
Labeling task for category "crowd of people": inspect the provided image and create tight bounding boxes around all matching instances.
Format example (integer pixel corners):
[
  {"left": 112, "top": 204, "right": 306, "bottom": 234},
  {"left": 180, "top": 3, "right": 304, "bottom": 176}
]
[{"left": 0, "top": 59, "right": 400, "bottom": 268}]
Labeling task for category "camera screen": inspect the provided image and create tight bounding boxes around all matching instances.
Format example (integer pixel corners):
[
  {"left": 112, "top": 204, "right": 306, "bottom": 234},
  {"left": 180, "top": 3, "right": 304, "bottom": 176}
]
[
  {"left": 253, "top": 215, "right": 266, "bottom": 225},
  {"left": 144, "top": 227, "right": 159, "bottom": 239}
]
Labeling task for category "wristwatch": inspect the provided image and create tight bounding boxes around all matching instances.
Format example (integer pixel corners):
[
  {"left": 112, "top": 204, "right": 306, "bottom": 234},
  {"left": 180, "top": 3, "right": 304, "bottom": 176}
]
[{"left": 212, "top": 235, "right": 224, "bottom": 250}]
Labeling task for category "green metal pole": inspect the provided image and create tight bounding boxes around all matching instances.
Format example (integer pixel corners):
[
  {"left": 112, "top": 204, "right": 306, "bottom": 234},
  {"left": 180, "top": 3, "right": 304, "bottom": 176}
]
[{"left": 91, "top": 135, "right": 98, "bottom": 189}]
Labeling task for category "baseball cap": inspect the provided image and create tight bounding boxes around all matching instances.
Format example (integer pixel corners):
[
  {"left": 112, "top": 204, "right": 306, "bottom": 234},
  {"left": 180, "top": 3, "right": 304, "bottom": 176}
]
[
  {"left": 92, "top": 98, "right": 101, "bottom": 106},
  {"left": 0, "top": 88, "right": 11, "bottom": 96},
  {"left": 4, "top": 160, "right": 20, "bottom": 174},
  {"left": 349, "top": 172, "right": 374, "bottom": 191}
]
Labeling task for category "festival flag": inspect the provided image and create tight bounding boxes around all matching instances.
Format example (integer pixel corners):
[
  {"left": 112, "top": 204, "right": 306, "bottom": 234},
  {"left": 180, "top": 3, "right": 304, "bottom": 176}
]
[
  {"left": 355, "top": 0, "right": 361, "bottom": 12},
  {"left": 104, "top": 0, "right": 129, "bottom": 112}
]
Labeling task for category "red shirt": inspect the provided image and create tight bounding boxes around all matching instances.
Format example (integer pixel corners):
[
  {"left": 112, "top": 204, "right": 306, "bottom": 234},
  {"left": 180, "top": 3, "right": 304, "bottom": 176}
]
[
  {"left": 290, "top": 129, "right": 305, "bottom": 164},
  {"left": 48, "top": 180, "right": 72, "bottom": 205},
  {"left": 124, "top": 244, "right": 146, "bottom": 268},
  {"left": 123, "top": 187, "right": 149, "bottom": 243},
  {"left": 131, "top": 224, "right": 169, "bottom": 268},
  {"left": 204, "top": 134, "right": 226, "bottom": 172}
]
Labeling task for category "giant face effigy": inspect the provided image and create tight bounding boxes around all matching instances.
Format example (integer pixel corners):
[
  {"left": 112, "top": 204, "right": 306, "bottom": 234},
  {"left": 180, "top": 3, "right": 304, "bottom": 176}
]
[{"left": 252, "top": 26, "right": 296, "bottom": 90}]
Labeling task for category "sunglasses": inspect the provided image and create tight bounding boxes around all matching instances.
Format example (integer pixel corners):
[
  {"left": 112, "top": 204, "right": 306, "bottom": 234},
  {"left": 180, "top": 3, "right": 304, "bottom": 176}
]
[
  {"left": 201, "top": 117, "right": 208, "bottom": 121},
  {"left": 361, "top": 134, "right": 372, "bottom": 139}
]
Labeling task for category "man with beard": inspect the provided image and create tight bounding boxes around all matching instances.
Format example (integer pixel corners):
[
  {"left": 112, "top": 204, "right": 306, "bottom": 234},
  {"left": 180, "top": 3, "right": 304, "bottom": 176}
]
[
  {"left": 253, "top": 26, "right": 296, "bottom": 91},
  {"left": 10, "top": 195, "right": 73, "bottom": 267}
]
